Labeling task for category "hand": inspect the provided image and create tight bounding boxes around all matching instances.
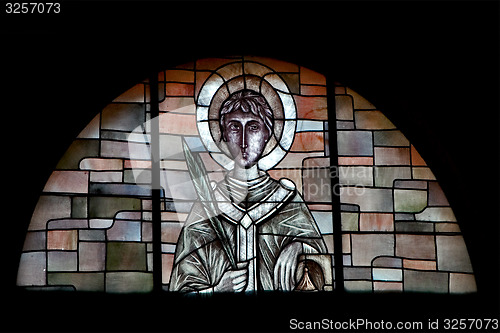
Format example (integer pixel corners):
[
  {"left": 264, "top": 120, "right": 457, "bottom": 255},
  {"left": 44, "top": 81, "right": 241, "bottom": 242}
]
[
  {"left": 274, "top": 242, "right": 302, "bottom": 291},
  {"left": 213, "top": 262, "right": 249, "bottom": 292}
]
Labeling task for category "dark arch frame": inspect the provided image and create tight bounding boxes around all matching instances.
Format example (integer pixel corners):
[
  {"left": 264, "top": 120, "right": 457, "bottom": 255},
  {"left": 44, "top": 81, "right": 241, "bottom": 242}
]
[{"left": 3, "top": 1, "right": 498, "bottom": 331}]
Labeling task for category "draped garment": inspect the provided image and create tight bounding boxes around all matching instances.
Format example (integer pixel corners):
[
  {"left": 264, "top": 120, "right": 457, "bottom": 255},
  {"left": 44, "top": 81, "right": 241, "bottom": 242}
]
[{"left": 169, "top": 173, "right": 327, "bottom": 292}]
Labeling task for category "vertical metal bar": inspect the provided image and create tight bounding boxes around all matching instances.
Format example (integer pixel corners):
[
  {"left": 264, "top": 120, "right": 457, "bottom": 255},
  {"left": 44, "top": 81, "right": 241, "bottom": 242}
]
[
  {"left": 149, "top": 73, "right": 163, "bottom": 293},
  {"left": 326, "top": 77, "right": 345, "bottom": 294}
]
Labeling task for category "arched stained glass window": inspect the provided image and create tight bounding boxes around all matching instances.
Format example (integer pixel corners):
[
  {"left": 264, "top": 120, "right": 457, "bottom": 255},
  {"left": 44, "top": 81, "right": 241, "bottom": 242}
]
[
  {"left": 17, "top": 56, "right": 476, "bottom": 294},
  {"left": 333, "top": 85, "right": 475, "bottom": 293}
]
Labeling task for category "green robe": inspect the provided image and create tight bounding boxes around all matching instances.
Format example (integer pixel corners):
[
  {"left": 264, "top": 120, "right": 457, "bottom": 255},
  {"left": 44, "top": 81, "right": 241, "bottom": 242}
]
[{"left": 169, "top": 173, "right": 327, "bottom": 292}]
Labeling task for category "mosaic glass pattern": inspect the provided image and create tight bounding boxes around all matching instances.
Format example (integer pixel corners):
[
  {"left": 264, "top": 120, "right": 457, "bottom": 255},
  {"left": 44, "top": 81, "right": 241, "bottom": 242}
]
[
  {"left": 17, "top": 56, "right": 476, "bottom": 294},
  {"left": 157, "top": 57, "right": 334, "bottom": 292},
  {"left": 17, "top": 56, "right": 335, "bottom": 293},
  {"left": 334, "top": 84, "right": 476, "bottom": 293},
  {"left": 17, "top": 79, "right": 154, "bottom": 292}
]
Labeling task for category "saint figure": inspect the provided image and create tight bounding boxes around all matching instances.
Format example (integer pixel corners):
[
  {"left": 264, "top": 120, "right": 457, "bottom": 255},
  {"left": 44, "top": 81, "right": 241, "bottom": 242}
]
[{"left": 169, "top": 90, "right": 327, "bottom": 293}]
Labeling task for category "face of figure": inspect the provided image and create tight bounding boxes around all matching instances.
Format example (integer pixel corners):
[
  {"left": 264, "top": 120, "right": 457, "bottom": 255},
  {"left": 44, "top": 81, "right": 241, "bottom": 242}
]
[{"left": 222, "top": 109, "right": 270, "bottom": 169}]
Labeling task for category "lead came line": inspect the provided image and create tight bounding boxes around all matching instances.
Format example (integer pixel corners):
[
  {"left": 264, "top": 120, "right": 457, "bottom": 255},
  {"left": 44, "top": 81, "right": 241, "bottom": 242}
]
[{"left": 149, "top": 74, "right": 163, "bottom": 293}]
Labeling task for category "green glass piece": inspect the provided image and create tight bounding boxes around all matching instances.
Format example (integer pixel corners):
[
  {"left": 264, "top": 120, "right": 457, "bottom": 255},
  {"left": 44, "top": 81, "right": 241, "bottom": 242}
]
[
  {"left": 373, "top": 130, "right": 409, "bottom": 146},
  {"left": 48, "top": 272, "right": 105, "bottom": 292},
  {"left": 56, "top": 139, "right": 99, "bottom": 170},
  {"left": 335, "top": 95, "right": 354, "bottom": 120},
  {"left": 354, "top": 110, "right": 396, "bottom": 130},
  {"left": 106, "top": 242, "right": 147, "bottom": 271},
  {"left": 341, "top": 212, "right": 358, "bottom": 231},
  {"left": 394, "top": 189, "right": 427, "bottom": 213},
  {"left": 302, "top": 167, "right": 332, "bottom": 203},
  {"left": 404, "top": 271, "right": 448, "bottom": 293},
  {"left": 47, "top": 252, "right": 77, "bottom": 271},
  {"left": 71, "top": 196, "right": 87, "bottom": 218},
  {"left": 88, "top": 197, "right": 141, "bottom": 218},
  {"left": 106, "top": 272, "right": 153, "bottom": 293},
  {"left": 374, "top": 167, "right": 411, "bottom": 187},
  {"left": 101, "top": 103, "right": 145, "bottom": 132}
]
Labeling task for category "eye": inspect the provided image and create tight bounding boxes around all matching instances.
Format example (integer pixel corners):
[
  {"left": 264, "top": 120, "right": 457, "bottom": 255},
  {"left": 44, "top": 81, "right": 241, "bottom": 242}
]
[
  {"left": 229, "top": 123, "right": 240, "bottom": 131},
  {"left": 248, "top": 123, "right": 260, "bottom": 131}
]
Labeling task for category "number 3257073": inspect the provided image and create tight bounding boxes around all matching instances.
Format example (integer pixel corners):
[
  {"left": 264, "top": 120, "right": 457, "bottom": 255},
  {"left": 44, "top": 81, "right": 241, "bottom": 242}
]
[{"left": 6, "top": 3, "right": 61, "bottom": 14}]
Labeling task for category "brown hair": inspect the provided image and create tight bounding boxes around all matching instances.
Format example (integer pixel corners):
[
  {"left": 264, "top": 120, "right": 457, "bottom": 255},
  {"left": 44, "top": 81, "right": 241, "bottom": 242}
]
[{"left": 219, "top": 90, "right": 274, "bottom": 135}]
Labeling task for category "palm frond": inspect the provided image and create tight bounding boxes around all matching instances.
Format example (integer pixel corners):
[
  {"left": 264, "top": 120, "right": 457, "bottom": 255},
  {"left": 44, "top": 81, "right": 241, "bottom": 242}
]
[{"left": 182, "top": 139, "right": 237, "bottom": 269}]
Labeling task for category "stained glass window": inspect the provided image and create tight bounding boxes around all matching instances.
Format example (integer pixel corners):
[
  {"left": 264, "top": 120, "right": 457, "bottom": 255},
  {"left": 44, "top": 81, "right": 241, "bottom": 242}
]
[
  {"left": 334, "top": 84, "right": 476, "bottom": 293},
  {"left": 17, "top": 56, "right": 476, "bottom": 294}
]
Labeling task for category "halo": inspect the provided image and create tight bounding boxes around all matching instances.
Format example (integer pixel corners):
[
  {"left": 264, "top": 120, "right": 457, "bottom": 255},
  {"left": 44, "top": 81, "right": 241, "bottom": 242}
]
[{"left": 196, "top": 62, "right": 297, "bottom": 171}]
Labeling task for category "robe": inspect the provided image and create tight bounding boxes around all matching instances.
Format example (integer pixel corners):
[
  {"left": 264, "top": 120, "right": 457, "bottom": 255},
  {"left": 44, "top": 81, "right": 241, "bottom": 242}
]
[{"left": 169, "top": 173, "right": 327, "bottom": 292}]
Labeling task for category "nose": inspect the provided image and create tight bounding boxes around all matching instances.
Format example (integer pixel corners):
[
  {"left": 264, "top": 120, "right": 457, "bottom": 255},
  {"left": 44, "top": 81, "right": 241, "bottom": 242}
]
[{"left": 240, "top": 127, "right": 247, "bottom": 150}]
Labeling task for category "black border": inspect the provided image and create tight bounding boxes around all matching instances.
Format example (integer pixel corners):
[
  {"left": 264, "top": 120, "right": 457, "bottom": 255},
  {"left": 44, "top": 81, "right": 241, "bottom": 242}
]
[{"left": 2, "top": 1, "right": 499, "bottom": 332}]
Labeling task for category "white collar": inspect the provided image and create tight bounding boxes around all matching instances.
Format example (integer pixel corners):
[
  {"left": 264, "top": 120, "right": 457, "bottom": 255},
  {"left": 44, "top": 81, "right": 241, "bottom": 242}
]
[{"left": 213, "top": 177, "right": 296, "bottom": 225}]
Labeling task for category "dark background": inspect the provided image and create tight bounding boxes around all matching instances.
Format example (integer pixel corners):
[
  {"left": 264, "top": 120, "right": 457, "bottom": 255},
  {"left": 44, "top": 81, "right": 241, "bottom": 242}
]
[{"left": 1, "top": 1, "right": 498, "bottom": 332}]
